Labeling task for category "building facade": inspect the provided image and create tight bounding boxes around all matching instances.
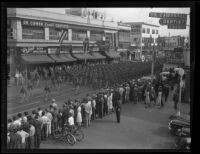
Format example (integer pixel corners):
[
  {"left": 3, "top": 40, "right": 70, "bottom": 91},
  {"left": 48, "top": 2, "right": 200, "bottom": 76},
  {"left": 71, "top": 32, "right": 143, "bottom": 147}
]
[
  {"left": 124, "top": 22, "right": 159, "bottom": 60},
  {"left": 7, "top": 8, "right": 126, "bottom": 75}
]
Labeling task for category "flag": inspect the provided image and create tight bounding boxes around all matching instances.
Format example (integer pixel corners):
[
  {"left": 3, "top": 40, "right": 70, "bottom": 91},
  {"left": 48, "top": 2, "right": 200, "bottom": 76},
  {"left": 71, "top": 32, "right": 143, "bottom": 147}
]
[{"left": 58, "top": 30, "right": 67, "bottom": 45}]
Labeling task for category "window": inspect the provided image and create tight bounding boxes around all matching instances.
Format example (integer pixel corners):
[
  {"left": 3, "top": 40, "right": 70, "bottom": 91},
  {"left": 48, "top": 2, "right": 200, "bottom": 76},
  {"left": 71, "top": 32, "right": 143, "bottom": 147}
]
[
  {"left": 49, "top": 28, "right": 68, "bottom": 40},
  {"left": 156, "top": 30, "right": 158, "bottom": 34},
  {"left": 90, "top": 31, "right": 103, "bottom": 41},
  {"left": 152, "top": 29, "right": 155, "bottom": 34},
  {"left": 142, "top": 28, "right": 146, "bottom": 33},
  {"left": 22, "top": 26, "right": 44, "bottom": 39},
  {"left": 147, "top": 28, "right": 150, "bottom": 34},
  {"left": 119, "top": 31, "right": 130, "bottom": 42},
  {"left": 72, "top": 30, "right": 87, "bottom": 41},
  {"left": 105, "top": 33, "right": 113, "bottom": 47}
]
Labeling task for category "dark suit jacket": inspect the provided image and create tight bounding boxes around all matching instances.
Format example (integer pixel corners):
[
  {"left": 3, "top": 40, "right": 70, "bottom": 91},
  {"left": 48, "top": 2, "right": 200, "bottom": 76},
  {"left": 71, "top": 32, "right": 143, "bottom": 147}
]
[{"left": 112, "top": 91, "right": 121, "bottom": 108}]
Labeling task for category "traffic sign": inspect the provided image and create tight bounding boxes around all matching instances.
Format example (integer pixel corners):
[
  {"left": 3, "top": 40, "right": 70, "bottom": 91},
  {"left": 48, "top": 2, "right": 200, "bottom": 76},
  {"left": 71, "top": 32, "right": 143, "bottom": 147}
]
[
  {"left": 167, "top": 25, "right": 186, "bottom": 29},
  {"left": 149, "top": 12, "right": 187, "bottom": 19},
  {"left": 159, "top": 18, "right": 187, "bottom": 26}
]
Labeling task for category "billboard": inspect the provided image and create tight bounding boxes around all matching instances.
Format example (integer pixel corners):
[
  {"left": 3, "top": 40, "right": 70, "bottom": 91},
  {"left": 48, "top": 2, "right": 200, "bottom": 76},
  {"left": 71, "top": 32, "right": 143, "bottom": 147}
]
[
  {"left": 149, "top": 12, "right": 187, "bottom": 19},
  {"left": 167, "top": 25, "right": 186, "bottom": 29},
  {"left": 149, "top": 12, "right": 187, "bottom": 29},
  {"left": 159, "top": 18, "right": 187, "bottom": 26}
]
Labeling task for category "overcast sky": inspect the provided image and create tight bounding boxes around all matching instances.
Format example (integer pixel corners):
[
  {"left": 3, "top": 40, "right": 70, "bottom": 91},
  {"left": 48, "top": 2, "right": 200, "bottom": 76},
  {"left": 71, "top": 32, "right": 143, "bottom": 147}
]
[{"left": 33, "top": 8, "right": 190, "bottom": 37}]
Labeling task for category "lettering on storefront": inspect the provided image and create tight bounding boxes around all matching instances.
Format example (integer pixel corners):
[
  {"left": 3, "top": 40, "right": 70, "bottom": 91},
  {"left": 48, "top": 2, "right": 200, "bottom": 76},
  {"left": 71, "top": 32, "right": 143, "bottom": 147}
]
[
  {"left": 20, "top": 47, "right": 47, "bottom": 54},
  {"left": 48, "top": 48, "right": 59, "bottom": 54},
  {"left": 22, "top": 19, "right": 68, "bottom": 29}
]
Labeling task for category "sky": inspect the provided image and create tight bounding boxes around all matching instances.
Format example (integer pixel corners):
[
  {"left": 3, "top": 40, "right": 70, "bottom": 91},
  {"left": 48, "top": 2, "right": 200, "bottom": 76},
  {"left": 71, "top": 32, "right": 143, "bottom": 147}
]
[{"left": 33, "top": 8, "right": 190, "bottom": 37}]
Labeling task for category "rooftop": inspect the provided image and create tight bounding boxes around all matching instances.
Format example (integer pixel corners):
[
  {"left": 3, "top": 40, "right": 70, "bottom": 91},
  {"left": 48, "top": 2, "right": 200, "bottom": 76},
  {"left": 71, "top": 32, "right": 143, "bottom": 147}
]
[{"left": 124, "top": 22, "right": 160, "bottom": 27}]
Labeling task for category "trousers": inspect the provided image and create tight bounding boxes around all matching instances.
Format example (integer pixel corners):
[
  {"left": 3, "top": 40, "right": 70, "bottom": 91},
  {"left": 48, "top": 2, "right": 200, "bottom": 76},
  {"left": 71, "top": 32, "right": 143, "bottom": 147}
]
[{"left": 115, "top": 108, "right": 121, "bottom": 123}]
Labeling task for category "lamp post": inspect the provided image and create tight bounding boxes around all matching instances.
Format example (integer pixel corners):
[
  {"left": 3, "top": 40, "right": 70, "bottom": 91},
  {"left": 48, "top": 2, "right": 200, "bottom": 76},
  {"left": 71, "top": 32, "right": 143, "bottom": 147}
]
[
  {"left": 151, "top": 42, "right": 157, "bottom": 79},
  {"left": 176, "top": 68, "right": 185, "bottom": 116}
]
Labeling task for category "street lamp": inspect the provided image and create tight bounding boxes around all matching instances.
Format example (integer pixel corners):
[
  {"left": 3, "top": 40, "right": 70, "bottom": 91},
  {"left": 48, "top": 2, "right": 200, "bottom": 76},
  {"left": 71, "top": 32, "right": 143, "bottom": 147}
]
[
  {"left": 151, "top": 43, "right": 157, "bottom": 79},
  {"left": 176, "top": 68, "right": 185, "bottom": 116}
]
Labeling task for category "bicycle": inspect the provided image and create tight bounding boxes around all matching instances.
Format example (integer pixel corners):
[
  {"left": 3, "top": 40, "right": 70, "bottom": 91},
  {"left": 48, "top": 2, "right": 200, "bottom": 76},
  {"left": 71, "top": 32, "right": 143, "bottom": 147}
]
[
  {"left": 73, "top": 125, "right": 84, "bottom": 142},
  {"left": 53, "top": 124, "right": 76, "bottom": 145}
]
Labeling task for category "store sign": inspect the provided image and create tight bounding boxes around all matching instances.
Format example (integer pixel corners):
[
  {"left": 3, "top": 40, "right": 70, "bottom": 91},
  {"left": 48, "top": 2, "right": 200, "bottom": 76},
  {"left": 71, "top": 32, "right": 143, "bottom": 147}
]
[
  {"left": 48, "top": 48, "right": 59, "bottom": 54},
  {"left": 167, "top": 25, "right": 186, "bottom": 29},
  {"left": 22, "top": 19, "right": 69, "bottom": 29},
  {"left": 159, "top": 18, "right": 186, "bottom": 26},
  {"left": 20, "top": 47, "right": 47, "bottom": 54},
  {"left": 149, "top": 12, "right": 187, "bottom": 19}
]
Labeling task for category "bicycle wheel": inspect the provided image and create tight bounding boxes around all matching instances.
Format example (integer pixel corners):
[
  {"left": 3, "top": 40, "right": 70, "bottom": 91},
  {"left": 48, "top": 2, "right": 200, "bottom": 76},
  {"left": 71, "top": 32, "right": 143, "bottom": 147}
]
[
  {"left": 74, "top": 130, "right": 84, "bottom": 142},
  {"left": 66, "top": 133, "right": 76, "bottom": 145}
]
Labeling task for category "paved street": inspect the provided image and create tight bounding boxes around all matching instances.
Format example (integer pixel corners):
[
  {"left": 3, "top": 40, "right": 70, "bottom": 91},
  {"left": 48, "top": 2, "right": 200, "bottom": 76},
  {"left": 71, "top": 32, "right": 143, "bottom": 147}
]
[
  {"left": 7, "top": 81, "right": 190, "bottom": 149},
  {"left": 38, "top": 88, "right": 189, "bottom": 149},
  {"left": 7, "top": 81, "right": 99, "bottom": 117}
]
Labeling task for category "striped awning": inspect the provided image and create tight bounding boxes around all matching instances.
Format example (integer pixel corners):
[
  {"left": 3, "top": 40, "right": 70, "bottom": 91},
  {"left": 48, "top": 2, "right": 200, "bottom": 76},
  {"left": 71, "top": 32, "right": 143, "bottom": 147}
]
[{"left": 21, "top": 54, "right": 54, "bottom": 64}]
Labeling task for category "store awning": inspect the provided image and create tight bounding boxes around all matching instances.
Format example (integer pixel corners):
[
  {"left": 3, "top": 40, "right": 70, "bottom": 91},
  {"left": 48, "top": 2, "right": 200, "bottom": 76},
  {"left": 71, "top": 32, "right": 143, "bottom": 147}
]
[
  {"left": 72, "top": 53, "right": 96, "bottom": 60},
  {"left": 62, "top": 54, "right": 76, "bottom": 62},
  {"left": 21, "top": 54, "right": 55, "bottom": 64},
  {"left": 105, "top": 51, "right": 120, "bottom": 59},
  {"left": 49, "top": 54, "right": 75, "bottom": 63},
  {"left": 90, "top": 52, "right": 106, "bottom": 59}
]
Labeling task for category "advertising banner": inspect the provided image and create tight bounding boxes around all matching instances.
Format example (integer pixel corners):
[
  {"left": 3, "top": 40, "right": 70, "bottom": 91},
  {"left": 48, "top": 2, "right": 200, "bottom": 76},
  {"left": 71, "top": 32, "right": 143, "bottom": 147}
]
[
  {"left": 149, "top": 12, "right": 187, "bottom": 19},
  {"left": 159, "top": 18, "right": 187, "bottom": 26}
]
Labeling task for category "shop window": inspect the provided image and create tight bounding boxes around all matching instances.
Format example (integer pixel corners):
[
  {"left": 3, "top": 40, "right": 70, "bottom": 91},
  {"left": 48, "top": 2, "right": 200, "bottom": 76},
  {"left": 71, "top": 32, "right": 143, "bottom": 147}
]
[
  {"left": 49, "top": 28, "right": 68, "bottom": 40},
  {"left": 90, "top": 31, "right": 103, "bottom": 41},
  {"left": 22, "top": 26, "right": 44, "bottom": 39},
  {"left": 72, "top": 30, "right": 87, "bottom": 41},
  {"left": 142, "top": 28, "right": 146, "bottom": 33},
  {"left": 156, "top": 30, "right": 158, "bottom": 34},
  {"left": 147, "top": 28, "right": 150, "bottom": 34}
]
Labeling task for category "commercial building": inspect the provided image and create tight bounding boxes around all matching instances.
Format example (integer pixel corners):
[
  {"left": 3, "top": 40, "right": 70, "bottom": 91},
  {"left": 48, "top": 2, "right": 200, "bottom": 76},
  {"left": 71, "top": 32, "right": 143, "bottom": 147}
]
[
  {"left": 7, "top": 8, "right": 125, "bottom": 75},
  {"left": 117, "top": 22, "right": 131, "bottom": 61},
  {"left": 124, "top": 22, "right": 160, "bottom": 60}
]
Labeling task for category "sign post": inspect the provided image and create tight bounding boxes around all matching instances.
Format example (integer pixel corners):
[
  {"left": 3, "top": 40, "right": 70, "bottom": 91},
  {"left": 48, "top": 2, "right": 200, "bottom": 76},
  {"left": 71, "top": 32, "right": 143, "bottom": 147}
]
[{"left": 177, "top": 68, "right": 185, "bottom": 116}]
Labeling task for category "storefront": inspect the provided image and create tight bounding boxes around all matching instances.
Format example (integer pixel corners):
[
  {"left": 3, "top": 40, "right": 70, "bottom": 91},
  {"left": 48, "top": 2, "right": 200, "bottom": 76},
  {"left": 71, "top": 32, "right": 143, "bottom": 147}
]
[{"left": 20, "top": 47, "right": 54, "bottom": 65}]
